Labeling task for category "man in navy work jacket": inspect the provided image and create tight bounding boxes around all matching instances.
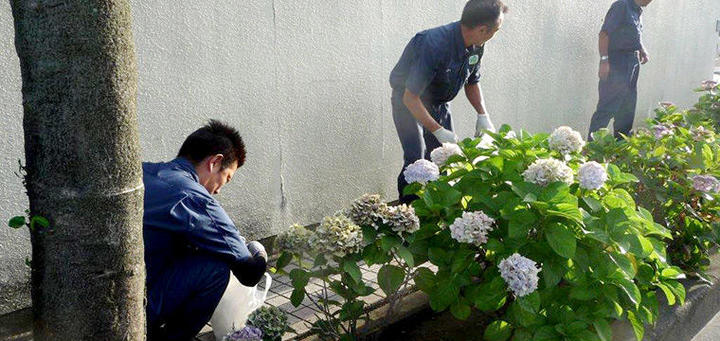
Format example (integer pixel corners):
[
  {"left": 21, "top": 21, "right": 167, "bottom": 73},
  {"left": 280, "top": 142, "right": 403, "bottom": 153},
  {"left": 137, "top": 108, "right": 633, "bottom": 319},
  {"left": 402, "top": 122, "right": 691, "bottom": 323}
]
[
  {"left": 143, "top": 120, "right": 267, "bottom": 340},
  {"left": 588, "top": 0, "right": 654, "bottom": 140},
  {"left": 390, "top": 0, "right": 508, "bottom": 203}
]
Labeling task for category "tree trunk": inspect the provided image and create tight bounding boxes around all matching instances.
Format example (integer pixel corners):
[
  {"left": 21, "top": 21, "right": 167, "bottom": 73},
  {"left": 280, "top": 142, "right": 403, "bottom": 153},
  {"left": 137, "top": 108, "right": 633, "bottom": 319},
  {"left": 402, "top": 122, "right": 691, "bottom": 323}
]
[{"left": 10, "top": 1, "right": 145, "bottom": 339}]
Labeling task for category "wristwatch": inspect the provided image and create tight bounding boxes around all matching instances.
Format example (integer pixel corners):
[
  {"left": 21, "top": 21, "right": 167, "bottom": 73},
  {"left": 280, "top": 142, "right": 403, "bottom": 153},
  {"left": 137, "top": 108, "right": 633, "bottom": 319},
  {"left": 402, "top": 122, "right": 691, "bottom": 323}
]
[{"left": 600, "top": 55, "right": 609, "bottom": 62}]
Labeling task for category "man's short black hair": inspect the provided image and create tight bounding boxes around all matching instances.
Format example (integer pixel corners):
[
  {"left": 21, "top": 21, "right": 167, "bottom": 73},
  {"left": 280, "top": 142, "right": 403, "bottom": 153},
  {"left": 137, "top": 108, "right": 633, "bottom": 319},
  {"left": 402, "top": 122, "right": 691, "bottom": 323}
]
[
  {"left": 177, "top": 120, "right": 246, "bottom": 169},
  {"left": 461, "top": 0, "right": 508, "bottom": 29}
]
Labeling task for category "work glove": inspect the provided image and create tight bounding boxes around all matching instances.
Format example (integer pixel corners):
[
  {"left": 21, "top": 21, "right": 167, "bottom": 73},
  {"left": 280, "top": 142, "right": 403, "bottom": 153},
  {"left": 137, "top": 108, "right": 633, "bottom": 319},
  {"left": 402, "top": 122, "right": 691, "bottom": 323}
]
[
  {"left": 432, "top": 127, "right": 458, "bottom": 144},
  {"left": 475, "top": 114, "right": 496, "bottom": 137},
  {"left": 235, "top": 241, "right": 268, "bottom": 287},
  {"left": 247, "top": 241, "right": 267, "bottom": 262}
]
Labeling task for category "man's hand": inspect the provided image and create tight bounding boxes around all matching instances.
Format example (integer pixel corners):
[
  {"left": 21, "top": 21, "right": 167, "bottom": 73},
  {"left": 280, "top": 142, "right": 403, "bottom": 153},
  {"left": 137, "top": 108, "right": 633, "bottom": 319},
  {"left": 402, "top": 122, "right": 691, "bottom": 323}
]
[
  {"left": 432, "top": 127, "right": 458, "bottom": 144},
  {"left": 247, "top": 241, "right": 267, "bottom": 262},
  {"left": 475, "top": 114, "right": 496, "bottom": 137},
  {"left": 639, "top": 49, "right": 649, "bottom": 64},
  {"left": 599, "top": 61, "right": 610, "bottom": 80}
]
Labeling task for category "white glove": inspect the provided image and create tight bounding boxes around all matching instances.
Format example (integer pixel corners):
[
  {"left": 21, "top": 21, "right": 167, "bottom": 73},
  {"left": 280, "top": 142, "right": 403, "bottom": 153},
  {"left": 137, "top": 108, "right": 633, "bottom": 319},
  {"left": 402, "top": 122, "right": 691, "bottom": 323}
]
[
  {"left": 432, "top": 127, "right": 458, "bottom": 143},
  {"left": 247, "top": 241, "right": 267, "bottom": 261},
  {"left": 475, "top": 114, "right": 496, "bottom": 137}
]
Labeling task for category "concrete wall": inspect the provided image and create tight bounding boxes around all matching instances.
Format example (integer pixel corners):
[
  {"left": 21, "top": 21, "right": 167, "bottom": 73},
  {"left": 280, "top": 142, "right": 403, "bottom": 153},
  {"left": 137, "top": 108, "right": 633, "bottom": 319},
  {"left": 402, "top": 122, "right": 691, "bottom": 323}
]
[{"left": 1, "top": 0, "right": 719, "bottom": 315}]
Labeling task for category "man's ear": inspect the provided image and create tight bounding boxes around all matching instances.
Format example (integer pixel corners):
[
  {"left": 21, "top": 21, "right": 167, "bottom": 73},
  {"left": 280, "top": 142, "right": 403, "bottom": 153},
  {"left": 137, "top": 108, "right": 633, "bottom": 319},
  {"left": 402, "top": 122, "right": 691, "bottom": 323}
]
[{"left": 209, "top": 154, "right": 224, "bottom": 172}]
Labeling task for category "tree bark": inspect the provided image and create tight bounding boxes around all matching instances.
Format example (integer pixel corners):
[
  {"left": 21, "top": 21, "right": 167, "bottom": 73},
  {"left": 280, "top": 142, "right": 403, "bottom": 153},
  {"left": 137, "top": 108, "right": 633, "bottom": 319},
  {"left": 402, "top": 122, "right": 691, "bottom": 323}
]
[{"left": 10, "top": 0, "right": 145, "bottom": 339}]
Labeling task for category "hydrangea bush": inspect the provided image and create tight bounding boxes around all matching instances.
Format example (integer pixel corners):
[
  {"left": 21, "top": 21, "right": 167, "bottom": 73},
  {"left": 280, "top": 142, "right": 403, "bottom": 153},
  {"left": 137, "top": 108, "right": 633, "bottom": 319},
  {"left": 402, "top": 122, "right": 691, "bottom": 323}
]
[
  {"left": 404, "top": 126, "right": 685, "bottom": 341},
  {"left": 586, "top": 84, "right": 720, "bottom": 275},
  {"left": 274, "top": 193, "right": 421, "bottom": 340}
]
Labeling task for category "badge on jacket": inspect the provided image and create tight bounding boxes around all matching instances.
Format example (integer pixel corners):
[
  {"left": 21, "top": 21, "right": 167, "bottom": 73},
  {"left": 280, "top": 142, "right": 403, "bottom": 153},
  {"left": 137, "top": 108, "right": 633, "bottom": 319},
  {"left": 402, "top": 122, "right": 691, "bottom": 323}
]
[{"left": 469, "top": 55, "right": 479, "bottom": 65}]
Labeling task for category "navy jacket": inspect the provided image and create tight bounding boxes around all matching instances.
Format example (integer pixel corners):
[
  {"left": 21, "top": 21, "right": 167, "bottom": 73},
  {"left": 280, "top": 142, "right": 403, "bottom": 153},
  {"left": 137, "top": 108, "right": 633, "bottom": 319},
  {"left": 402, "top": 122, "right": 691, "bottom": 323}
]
[
  {"left": 602, "top": 0, "right": 644, "bottom": 54},
  {"left": 142, "top": 158, "right": 262, "bottom": 287},
  {"left": 390, "top": 21, "right": 484, "bottom": 107}
]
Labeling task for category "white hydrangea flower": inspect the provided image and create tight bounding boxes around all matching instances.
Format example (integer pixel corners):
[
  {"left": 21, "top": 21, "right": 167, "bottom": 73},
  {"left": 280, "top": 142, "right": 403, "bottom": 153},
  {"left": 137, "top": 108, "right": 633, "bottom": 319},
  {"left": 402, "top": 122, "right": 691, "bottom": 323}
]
[
  {"left": 548, "top": 126, "right": 585, "bottom": 154},
  {"left": 498, "top": 253, "right": 541, "bottom": 297},
  {"left": 275, "top": 224, "right": 312, "bottom": 255},
  {"left": 522, "top": 158, "right": 574, "bottom": 186},
  {"left": 347, "top": 194, "right": 388, "bottom": 228},
  {"left": 477, "top": 134, "right": 495, "bottom": 149},
  {"left": 578, "top": 161, "right": 608, "bottom": 190},
  {"left": 404, "top": 159, "right": 440, "bottom": 185},
  {"left": 691, "top": 126, "right": 715, "bottom": 143},
  {"left": 430, "top": 143, "right": 464, "bottom": 166},
  {"left": 692, "top": 175, "right": 720, "bottom": 194},
  {"left": 383, "top": 204, "right": 420, "bottom": 234},
  {"left": 449, "top": 211, "right": 495, "bottom": 246},
  {"left": 308, "top": 214, "right": 363, "bottom": 258},
  {"left": 652, "top": 123, "right": 674, "bottom": 139}
]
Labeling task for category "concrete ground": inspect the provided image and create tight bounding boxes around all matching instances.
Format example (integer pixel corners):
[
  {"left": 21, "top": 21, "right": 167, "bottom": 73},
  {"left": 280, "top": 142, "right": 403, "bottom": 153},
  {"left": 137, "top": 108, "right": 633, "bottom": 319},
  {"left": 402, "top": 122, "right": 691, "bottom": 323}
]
[{"left": 693, "top": 310, "right": 720, "bottom": 341}]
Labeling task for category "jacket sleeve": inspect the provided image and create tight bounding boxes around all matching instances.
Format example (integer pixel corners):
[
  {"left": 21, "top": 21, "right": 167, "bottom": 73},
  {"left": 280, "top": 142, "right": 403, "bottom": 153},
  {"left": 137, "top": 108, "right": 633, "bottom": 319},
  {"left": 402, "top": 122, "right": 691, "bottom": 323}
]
[{"left": 170, "top": 195, "right": 266, "bottom": 286}]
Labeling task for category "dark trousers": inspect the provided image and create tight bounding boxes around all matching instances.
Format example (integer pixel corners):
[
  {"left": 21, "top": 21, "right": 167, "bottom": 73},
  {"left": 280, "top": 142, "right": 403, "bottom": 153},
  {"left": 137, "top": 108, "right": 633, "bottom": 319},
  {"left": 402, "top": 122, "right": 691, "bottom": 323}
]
[
  {"left": 147, "top": 254, "right": 230, "bottom": 341},
  {"left": 392, "top": 89, "right": 453, "bottom": 203},
  {"left": 589, "top": 53, "right": 640, "bottom": 140}
]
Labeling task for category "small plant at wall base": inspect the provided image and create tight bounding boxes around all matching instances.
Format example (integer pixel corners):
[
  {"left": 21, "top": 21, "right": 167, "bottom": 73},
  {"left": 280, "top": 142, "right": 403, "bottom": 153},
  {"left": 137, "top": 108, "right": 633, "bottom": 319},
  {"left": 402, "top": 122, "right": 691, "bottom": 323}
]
[
  {"left": 247, "top": 306, "right": 293, "bottom": 341},
  {"left": 404, "top": 126, "right": 685, "bottom": 341}
]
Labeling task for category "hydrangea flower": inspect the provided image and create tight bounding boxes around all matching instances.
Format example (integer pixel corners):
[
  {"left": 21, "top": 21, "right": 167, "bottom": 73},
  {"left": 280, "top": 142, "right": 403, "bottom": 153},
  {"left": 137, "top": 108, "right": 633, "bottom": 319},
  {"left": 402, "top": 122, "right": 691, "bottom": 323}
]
[
  {"left": 308, "top": 213, "right": 363, "bottom": 257},
  {"left": 223, "top": 326, "right": 263, "bottom": 341},
  {"left": 449, "top": 211, "right": 495, "bottom": 246},
  {"left": 498, "top": 253, "right": 541, "bottom": 297},
  {"left": 578, "top": 161, "right": 608, "bottom": 190},
  {"left": 404, "top": 159, "right": 440, "bottom": 184},
  {"left": 701, "top": 80, "right": 718, "bottom": 91},
  {"left": 383, "top": 204, "right": 420, "bottom": 234},
  {"left": 430, "top": 143, "right": 464, "bottom": 166},
  {"left": 522, "top": 158, "right": 574, "bottom": 186},
  {"left": 347, "top": 194, "right": 389, "bottom": 228},
  {"left": 692, "top": 175, "right": 720, "bottom": 194},
  {"left": 652, "top": 123, "right": 674, "bottom": 139},
  {"left": 548, "top": 126, "right": 585, "bottom": 154},
  {"left": 275, "top": 224, "right": 312, "bottom": 255},
  {"left": 691, "top": 126, "right": 715, "bottom": 143}
]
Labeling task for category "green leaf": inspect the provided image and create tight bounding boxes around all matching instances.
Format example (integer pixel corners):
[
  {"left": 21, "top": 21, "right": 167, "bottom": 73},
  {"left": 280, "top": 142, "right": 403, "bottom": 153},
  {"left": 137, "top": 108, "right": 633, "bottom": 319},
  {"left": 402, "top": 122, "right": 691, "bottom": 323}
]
[
  {"left": 664, "top": 279, "right": 686, "bottom": 305},
  {"left": 627, "top": 310, "right": 644, "bottom": 341},
  {"left": 547, "top": 203, "right": 584, "bottom": 226},
  {"left": 362, "top": 225, "right": 378, "bottom": 244},
  {"left": 290, "top": 288, "right": 305, "bottom": 307},
  {"left": 313, "top": 253, "right": 327, "bottom": 267},
  {"left": 545, "top": 223, "right": 577, "bottom": 259},
  {"left": 484, "top": 320, "right": 513, "bottom": 341},
  {"left": 532, "top": 325, "right": 559, "bottom": 340},
  {"left": 31, "top": 216, "right": 49, "bottom": 229},
  {"left": 614, "top": 278, "right": 641, "bottom": 308},
  {"left": 276, "top": 252, "right": 292, "bottom": 270},
  {"left": 656, "top": 283, "right": 676, "bottom": 305},
  {"left": 660, "top": 267, "right": 685, "bottom": 280},
  {"left": 593, "top": 319, "right": 612, "bottom": 341},
  {"left": 428, "top": 247, "right": 451, "bottom": 266},
  {"left": 429, "top": 278, "right": 459, "bottom": 311},
  {"left": 396, "top": 245, "right": 415, "bottom": 267},
  {"left": 542, "top": 258, "right": 565, "bottom": 288},
  {"left": 381, "top": 234, "right": 402, "bottom": 252},
  {"left": 339, "top": 301, "right": 364, "bottom": 321},
  {"left": 583, "top": 197, "right": 604, "bottom": 213},
  {"left": 414, "top": 267, "right": 436, "bottom": 292},
  {"left": 343, "top": 261, "right": 362, "bottom": 283},
  {"left": 289, "top": 269, "right": 311, "bottom": 289},
  {"left": 8, "top": 216, "right": 26, "bottom": 229},
  {"left": 508, "top": 208, "right": 537, "bottom": 239},
  {"left": 468, "top": 276, "right": 507, "bottom": 311},
  {"left": 377, "top": 264, "right": 405, "bottom": 296},
  {"left": 450, "top": 301, "right": 471, "bottom": 320}
]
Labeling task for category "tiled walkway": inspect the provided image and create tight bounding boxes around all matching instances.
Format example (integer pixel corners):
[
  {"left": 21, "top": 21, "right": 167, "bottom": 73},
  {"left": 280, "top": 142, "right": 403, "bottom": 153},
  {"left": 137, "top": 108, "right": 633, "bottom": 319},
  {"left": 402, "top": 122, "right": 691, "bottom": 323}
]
[{"left": 196, "top": 261, "right": 391, "bottom": 341}]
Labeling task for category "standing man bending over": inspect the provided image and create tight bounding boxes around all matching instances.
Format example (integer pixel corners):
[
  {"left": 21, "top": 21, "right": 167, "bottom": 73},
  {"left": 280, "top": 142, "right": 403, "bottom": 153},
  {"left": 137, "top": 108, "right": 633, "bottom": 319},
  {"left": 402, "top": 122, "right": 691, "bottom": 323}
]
[
  {"left": 390, "top": 0, "right": 507, "bottom": 203},
  {"left": 588, "top": 0, "right": 653, "bottom": 140},
  {"left": 143, "top": 120, "right": 267, "bottom": 340}
]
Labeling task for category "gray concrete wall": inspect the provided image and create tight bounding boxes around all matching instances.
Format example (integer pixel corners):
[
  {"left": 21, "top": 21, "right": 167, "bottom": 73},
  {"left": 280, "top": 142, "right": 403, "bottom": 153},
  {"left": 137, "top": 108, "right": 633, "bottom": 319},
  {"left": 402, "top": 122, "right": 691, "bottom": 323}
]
[{"left": 1, "top": 0, "right": 719, "bottom": 315}]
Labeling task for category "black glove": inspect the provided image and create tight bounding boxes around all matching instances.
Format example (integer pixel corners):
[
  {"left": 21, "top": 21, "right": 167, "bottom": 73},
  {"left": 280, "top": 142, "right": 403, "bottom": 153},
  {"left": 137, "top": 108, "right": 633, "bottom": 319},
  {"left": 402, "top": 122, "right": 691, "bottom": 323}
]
[{"left": 233, "top": 241, "right": 267, "bottom": 287}]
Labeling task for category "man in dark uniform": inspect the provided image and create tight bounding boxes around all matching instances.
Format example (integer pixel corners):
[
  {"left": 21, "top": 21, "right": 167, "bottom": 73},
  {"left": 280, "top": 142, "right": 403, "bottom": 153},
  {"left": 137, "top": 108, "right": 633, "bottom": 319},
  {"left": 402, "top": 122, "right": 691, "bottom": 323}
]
[
  {"left": 390, "top": 0, "right": 508, "bottom": 203},
  {"left": 143, "top": 120, "right": 267, "bottom": 340},
  {"left": 589, "top": 0, "right": 654, "bottom": 140}
]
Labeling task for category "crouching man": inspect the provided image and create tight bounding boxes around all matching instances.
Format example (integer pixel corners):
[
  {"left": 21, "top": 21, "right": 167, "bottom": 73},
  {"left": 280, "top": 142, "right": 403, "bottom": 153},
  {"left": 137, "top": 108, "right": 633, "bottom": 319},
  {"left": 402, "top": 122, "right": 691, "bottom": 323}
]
[{"left": 143, "top": 120, "right": 267, "bottom": 340}]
